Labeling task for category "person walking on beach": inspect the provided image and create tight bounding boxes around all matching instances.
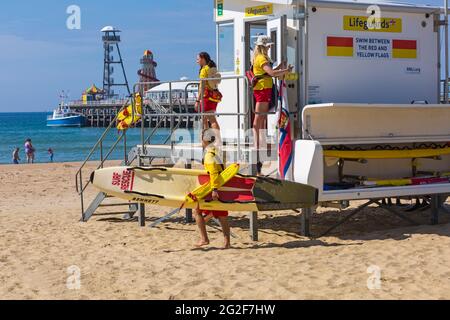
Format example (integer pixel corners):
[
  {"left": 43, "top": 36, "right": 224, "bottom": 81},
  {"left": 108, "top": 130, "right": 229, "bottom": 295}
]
[
  {"left": 12, "top": 148, "right": 20, "bottom": 164},
  {"left": 195, "top": 52, "right": 222, "bottom": 143},
  {"left": 24, "top": 139, "right": 35, "bottom": 164},
  {"left": 193, "top": 129, "right": 231, "bottom": 249},
  {"left": 251, "top": 35, "right": 292, "bottom": 174},
  {"left": 48, "top": 148, "right": 54, "bottom": 163}
]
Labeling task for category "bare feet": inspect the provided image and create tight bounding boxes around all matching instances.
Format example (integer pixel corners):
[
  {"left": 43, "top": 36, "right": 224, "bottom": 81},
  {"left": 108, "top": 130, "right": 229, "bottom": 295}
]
[
  {"left": 223, "top": 242, "right": 231, "bottom": 249},
  {"left": 195, "top": 240, "right": 210, "bottom": 248}
]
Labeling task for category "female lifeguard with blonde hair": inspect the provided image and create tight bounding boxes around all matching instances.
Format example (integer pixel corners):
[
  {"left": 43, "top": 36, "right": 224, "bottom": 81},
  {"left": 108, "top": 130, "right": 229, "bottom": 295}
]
[{"left": 252, "top": 35, "right": 292, "bottom": 174}]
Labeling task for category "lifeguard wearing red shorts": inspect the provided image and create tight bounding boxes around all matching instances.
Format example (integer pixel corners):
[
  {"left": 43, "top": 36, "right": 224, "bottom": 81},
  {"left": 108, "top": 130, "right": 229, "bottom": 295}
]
[
  {"left": 199, "top": 146, "right": 228, "bottom": 218},
  {"left": 252, "top": 53, "right": 273, "bottom": 103}
]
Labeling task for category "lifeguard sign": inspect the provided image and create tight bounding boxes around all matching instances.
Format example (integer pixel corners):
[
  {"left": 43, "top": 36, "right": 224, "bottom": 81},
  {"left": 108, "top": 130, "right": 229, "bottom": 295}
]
[
  {"left": 304, "top": 1, "right": 440, "bottom": 104},
  {"left": 213, "top": 0, "right": 442, "bottom": 141}
]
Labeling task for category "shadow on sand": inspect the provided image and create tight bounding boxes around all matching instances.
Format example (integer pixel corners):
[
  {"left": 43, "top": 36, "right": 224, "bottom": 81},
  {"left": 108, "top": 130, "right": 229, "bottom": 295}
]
[{"left": 94, "top": 201, "right": 450, "bottom": 248}]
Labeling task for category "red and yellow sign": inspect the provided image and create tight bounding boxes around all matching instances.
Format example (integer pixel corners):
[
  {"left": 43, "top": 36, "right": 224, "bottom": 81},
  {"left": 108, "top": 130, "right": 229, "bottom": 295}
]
[
  {"left": 327, "top": 36, "right": 354, "bottom": 57},
  {"left": 392, "top": 39, "right": 417, "bottom": 59}
]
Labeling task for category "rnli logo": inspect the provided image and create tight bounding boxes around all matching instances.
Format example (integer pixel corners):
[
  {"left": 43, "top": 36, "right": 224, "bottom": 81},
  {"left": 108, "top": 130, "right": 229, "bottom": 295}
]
[
  {"left": 112, "top": 170, "right": 134, "bottom": 191},
  {"left": 278, "top": 110, "right": 289, "bottom": 131}
]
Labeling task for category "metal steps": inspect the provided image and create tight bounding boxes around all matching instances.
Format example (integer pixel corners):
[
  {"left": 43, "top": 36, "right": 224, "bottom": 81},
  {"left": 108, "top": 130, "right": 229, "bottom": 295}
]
[
  {"left": 81, "top": 190, "right": 139, "bottom": 222},
  {"left": 77, "top": 76, "right": 249, "bottom": 226}
]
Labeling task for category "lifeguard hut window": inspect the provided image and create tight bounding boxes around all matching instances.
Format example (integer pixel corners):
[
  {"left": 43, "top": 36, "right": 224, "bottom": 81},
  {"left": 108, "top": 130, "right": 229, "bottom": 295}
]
[
  {"left": 270, "top": 29, "right": 277, "bottom": 62},
  {"left": 245, "top": 21, "right": 267, "bottom": 71},
  {"left": 217, "top": 22, "right": 234, "bottom": 72}
]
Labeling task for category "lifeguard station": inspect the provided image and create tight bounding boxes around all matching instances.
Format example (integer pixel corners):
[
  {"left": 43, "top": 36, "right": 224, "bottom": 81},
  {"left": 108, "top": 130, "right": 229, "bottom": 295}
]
[{"left": 76, "top": 0, "right": 450, "bottom": 240}]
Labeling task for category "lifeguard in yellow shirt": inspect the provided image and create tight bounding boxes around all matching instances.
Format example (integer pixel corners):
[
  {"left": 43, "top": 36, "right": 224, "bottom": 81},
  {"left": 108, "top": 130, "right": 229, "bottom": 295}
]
[
  {"left": 194, "top": 129, "right": 231, "bottom": 249},
  {"left": 195, "top": 52, "right": 222, "bottom": 143},
  {"left": 252, "top": 35, "right": 292, "bottom": 174}
]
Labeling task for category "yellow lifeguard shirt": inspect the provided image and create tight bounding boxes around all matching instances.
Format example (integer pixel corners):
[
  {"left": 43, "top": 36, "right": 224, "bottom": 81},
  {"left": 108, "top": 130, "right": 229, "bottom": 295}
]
[
  {"left": 253, "top": 54, "right": 273, "bottom": 91},
  {"left": 200, "top": 65, "right": 214, "bottom": 90},
  {"left": 204, "top": 147, "right": 224, "bottom": 189}
]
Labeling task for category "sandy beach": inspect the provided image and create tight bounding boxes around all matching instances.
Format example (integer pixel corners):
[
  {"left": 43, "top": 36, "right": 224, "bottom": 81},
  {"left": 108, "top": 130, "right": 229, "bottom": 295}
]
[{"left": 1, "top": 162, "right": 450, "bottom": 300}]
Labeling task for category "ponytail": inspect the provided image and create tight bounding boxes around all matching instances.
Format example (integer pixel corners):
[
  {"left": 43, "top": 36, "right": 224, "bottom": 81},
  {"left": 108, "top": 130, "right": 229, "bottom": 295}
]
[{"left": 198, "top": 52, "right": 217, "bottom": 74}]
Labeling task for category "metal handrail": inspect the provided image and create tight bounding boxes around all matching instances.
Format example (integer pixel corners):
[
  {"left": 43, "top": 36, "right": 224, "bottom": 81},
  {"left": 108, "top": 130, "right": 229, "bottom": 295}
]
[
  {"left": 134, "top": 111, "right": 249, "bottom": 117},
  {"left": 68, "top": 99, "right": 129, "bottom": 107},
  {"left": 77, "top": 75, "right": 257, "bottom": 218},
  {"left": 250, "top": 81, "right": 300, "bottom": 115},
  {"left": 134, "top": 76, "right": 254, "bottom": 165},
  {"left": 126, "top": 115, "right": 169, "bottom": 165},
  {"left": 75, "top": 98, "right": 130, "bottom": 172},
  {"left": 76, "top": 133, "right": 125, "bottom": 196},
  {"left": 440, "top": 79, "right": 450, "bottom": 103},
  {"left": 75, "top": 97, "right": 133, "bottom": 197},
  {"left": 76, "top": 75, "right": 261, "bottom": 185},
  {"left": 145, "top": 97, "right": 198, "bottom": 105},
  {"left": 146, "top": 114, "right": 185, "bottom": 165},
  {"left": 184, "top": 83, "right": 199, "bottom": 107}
]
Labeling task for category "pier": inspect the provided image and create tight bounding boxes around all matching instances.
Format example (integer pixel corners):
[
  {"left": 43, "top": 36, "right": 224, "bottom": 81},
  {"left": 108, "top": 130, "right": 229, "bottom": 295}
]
[
  {"left": 68, "top": 99, "right": 196, "bottom": 128},
  {"left": 57, "top": 26, "right": 201, "bottom": 129}
]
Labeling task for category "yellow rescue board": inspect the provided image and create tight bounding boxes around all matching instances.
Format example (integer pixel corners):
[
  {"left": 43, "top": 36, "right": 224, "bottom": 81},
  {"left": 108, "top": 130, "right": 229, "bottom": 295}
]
[
  {"left": 90, "top": 166, "right": 318, "bottom": 212},
  {"left": 324, "top": 147, "right": 450, "bottom": 159},
  {"left": 185, "top": 163, "right": 240, "bottom": 204},
  {"left": 117, "top": 93, "right": 142, "bottom": 130}
]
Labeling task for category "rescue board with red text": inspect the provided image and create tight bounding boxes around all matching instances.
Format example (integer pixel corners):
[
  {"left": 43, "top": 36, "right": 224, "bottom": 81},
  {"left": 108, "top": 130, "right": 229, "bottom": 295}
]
[{"left": 90, "top": 166, "right": 318, "bottom": 211}]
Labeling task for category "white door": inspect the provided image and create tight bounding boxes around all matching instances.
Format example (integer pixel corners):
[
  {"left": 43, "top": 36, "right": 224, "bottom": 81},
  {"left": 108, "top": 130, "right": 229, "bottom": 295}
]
[{"left": 266, "top": 15, "right": 287, "bottom": 140}]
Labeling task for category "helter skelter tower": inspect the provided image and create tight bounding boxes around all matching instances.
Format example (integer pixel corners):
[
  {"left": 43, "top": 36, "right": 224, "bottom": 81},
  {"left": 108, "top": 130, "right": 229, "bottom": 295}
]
[
  {"left": 138, "top": 50, "right": 159, "bottom": 92},
  {"left": 101, "top": 26, "right": 130, "bottom": 98}
]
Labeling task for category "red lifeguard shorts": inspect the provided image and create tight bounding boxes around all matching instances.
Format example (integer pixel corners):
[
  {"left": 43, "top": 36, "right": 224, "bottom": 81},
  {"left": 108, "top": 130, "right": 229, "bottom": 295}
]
[
  {"left": 200, "top": 210, "right": 228, "bottom": 218},
  {"left": 253, "top": 88, "right": 272, "bottom": 103},
  {"left": 201, "top": 99, "right": 218, "bottom": 112}
]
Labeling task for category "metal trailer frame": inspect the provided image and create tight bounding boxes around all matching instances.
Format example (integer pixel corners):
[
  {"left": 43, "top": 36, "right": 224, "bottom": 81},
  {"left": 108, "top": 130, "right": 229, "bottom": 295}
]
[
  {"left": 293, "top": 0, "right": 450, "bottom": 237},
  {"left": 76, "top": 77, "right": 449, "bottom": 241}
]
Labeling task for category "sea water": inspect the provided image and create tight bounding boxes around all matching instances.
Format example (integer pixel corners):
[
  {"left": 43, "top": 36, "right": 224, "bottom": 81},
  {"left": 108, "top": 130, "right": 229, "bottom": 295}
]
[{"left": 0, "top": 112, "right": 191, "bottom": 164}]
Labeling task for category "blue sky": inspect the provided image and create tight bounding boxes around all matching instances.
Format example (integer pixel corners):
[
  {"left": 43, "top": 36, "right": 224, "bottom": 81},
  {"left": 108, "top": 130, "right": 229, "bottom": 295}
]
[
  {"left": 0, "top": 0, "right": 216, "bottom": 112},
  {"left": 0, "top": 0, "right": 445, "bottom": 112}
]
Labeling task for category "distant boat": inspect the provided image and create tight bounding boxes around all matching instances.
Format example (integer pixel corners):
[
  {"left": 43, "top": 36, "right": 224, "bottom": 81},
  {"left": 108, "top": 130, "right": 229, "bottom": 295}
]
[
  {"left": 47, "top": 105, "right": 86, "bottom": 127},
  {"left": 47, "top": 91, "right": 86, "bottom": 127}
]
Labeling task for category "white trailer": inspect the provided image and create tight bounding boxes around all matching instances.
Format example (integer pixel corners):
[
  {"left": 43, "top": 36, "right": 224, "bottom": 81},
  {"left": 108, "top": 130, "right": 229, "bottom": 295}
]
[
  {"left": 213, "top": 0, "right": 449, "bottom": 237},
  {"left": 214, "top": 0, "right": 442, "bottom": 123}
]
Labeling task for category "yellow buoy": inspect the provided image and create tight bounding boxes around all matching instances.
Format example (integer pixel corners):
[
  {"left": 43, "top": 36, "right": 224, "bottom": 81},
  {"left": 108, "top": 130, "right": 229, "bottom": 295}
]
[{"left": 117, "top": 93, "right": 143, "bottom": 130}]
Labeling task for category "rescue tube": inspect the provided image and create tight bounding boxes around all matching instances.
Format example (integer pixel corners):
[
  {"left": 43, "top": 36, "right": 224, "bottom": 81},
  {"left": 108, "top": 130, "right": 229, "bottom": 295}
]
[
  {"left": 185, "top": 163, "right": 240, "bottom": 204},
  {"left": 324, "top": 147, "right": 450, "bottom": 160},
  {"left": 117, "top": 93, "right": 142, "bottom": 130}
]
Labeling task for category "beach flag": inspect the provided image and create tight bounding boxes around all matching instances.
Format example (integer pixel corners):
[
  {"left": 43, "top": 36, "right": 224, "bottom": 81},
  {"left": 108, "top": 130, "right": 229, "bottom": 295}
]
[
  {"left": 327, "top": 36, "right": 354, "bottom": 57},
  {"left": 277, "top": 80, "right": 293, "bottom": 180},
  {"left": 392, "top": 39, "right": 417, "bottom": 59}
]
